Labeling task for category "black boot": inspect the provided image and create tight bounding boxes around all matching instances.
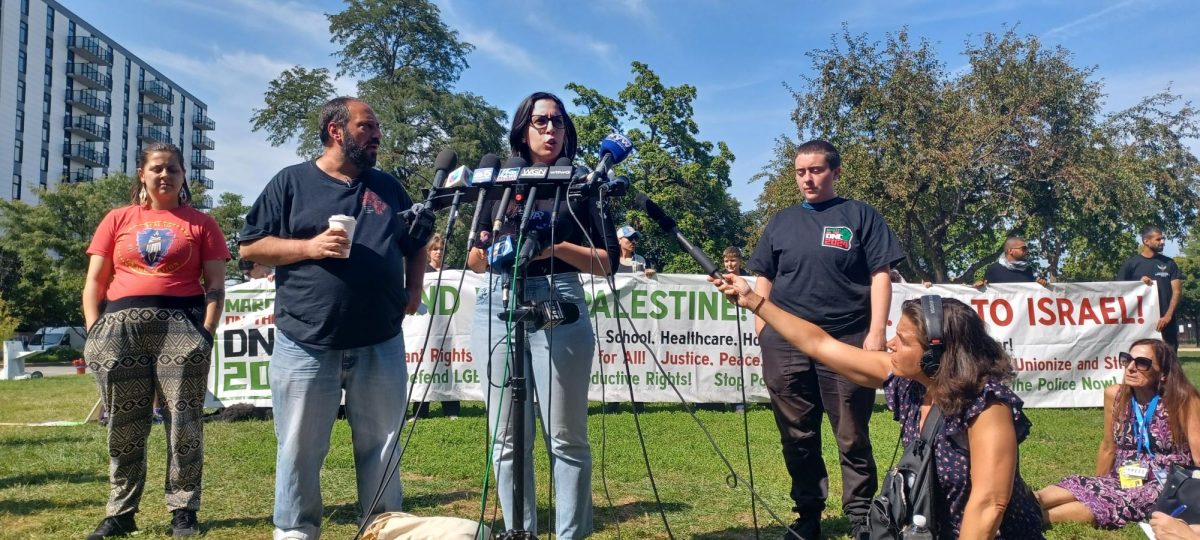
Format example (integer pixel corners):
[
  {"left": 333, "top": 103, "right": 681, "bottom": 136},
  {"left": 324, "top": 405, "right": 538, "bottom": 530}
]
[
  {"left": 171, "top": 509, "right": 198, "bottom": 537},
  {"left": 86, "top": 513, "right": 137, "bottom": 539}
]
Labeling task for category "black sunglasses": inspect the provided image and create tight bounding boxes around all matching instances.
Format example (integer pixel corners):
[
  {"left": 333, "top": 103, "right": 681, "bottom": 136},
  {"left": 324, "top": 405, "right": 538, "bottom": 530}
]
[
  {"left": 530, "top": 114, "right": 566, "bottom": 131},
  {"left": 1118, "top": 351, "right": 1155, "bottom": 372}
]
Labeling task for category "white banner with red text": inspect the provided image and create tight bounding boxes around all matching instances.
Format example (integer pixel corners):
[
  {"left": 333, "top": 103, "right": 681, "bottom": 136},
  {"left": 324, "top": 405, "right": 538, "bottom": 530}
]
[{"left": 206, "top": 274, "right": 1159, "bottom": 409}]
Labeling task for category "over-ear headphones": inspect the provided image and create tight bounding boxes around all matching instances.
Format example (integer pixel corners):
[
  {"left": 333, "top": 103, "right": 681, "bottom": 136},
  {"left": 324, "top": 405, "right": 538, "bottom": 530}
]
[{"left": 919, "top": 295, "right": 945, "bottom": 378}]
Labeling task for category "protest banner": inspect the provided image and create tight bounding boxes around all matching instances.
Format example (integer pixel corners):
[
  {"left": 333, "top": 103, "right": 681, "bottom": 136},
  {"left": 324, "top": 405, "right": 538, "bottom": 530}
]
[{"left": 207, "top": 274, "right": 1158, "bottom": 408}]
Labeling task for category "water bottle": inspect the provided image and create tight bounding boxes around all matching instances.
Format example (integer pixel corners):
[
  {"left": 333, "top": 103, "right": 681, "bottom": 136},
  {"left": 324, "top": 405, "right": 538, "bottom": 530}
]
[{"left": 901, "top": 514, "right": 934, "bottom": 540}]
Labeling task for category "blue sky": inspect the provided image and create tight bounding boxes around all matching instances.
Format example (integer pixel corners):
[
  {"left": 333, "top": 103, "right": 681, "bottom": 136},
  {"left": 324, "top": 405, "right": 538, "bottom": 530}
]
[{"left": 63, "top": 0, "right": 1199, "bottom": 218}]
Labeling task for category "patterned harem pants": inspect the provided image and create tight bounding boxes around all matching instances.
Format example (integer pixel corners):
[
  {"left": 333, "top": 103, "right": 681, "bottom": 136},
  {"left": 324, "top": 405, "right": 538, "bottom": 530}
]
[{"left": 84, "top": 299, "right": 212, "bottom": 517}]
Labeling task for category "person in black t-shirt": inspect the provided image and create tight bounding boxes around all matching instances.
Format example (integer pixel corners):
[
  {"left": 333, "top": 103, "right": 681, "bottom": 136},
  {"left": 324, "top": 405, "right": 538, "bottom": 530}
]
[
  {"left": 748, "top": 140, "right": 905, "bottom": 540},
  {"left": 466, "top": 91, "right": 619, "bottom": 539},
  {"left": 974, "top": 236, "right": 1048, "bottom": 287},
  {"left": 240, "top": 97, "right": 426, "bottom": 539},
  {"left": 1118, "top": 225, "right": 1182, "bottom": 350}
]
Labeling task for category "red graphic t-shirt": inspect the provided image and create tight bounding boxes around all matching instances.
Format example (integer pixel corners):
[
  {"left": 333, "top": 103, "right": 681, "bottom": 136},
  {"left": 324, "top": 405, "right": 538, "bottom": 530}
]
[{"left": 87, "top": 205, "right": 230, "bottom": 300}]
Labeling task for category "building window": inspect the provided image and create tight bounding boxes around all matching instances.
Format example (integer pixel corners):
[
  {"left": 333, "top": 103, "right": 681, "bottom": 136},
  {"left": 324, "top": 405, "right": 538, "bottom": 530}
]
[
  {"left": 17, "top": 51, "right": 26, "bottom": 74},
  {"left": 42, "top": 96, "right": 50, "bottom": 115},
  {"left": 21, "top": 0, "right": 29, "bottom": 16},
  {"left": 12, "top": 175, "right": 21, "bottom": 201},
  {"left": 40, "top": 150, "right": 49, "bottom": 172},
  {"left": 19, "top": 21, "right": 28, "bottom": 44},
  {"left": 14, "top": 140, "right": 23, "bottom": 162},
  {"left": 41, "top": 120, "right": 49, "bottom": 143},
  {"left": 68, "top": 21, "right": 75, "bottom": 37},
  {"left": 46, "top": 8, "right": 54, "bottom": 31},
  {"left": 45, "top": 36, "right": 53, "bottom": 59},
  {"left": 16, "top": 80, "right": 25, "bottom": 103},
  {"left": 43, "top": 65, "right": 52, "bottom": 87},
  {"left": 15, "top": 109, "right": 24, "bottom": 131}
]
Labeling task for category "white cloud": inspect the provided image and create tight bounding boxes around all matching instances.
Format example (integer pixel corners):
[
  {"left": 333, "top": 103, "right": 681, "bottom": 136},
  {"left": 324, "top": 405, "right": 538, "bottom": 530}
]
[
  {"left": 459, "top": 28, "right": 539, "bottom": 74},
  {"left": 173, "top": 0, "right": 331, "bottom": 44},
  {"left": 1043, "top": 0, "right": 1141, "bottom": 41}
]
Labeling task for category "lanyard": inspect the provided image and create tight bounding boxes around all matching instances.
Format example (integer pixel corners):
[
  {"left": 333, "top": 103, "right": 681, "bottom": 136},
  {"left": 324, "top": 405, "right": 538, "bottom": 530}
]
[{"left": 1132, "top": 394, "right": 1160, "bottom": 460}]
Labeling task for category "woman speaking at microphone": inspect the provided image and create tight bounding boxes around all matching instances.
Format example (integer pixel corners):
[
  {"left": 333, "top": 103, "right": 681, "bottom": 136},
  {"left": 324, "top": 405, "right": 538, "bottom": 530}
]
[
  {"left": 467, "top": 91, "right": 619, "bottom": 538},
  {"left": 711, "top": 274, "right": 1044, "bottom": 539}
]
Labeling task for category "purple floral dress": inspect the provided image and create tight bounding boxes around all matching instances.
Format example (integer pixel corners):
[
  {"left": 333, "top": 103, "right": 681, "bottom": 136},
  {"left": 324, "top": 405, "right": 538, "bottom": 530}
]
[
  {"left": 1057, "top": 397, "right": 1194, "bottom": 528},
  {"left": 884, "top": 375, "right": 1044, "bottom": 539}
]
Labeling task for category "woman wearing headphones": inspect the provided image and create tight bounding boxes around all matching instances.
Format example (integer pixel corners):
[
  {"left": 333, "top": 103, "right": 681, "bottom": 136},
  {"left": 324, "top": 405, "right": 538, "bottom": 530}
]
[{"left": 712, "top": 275, "right": 1043, "bottom": 539}]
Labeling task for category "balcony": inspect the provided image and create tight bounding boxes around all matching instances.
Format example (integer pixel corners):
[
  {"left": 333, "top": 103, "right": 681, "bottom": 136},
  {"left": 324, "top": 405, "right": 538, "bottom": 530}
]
[
  {"left": 139, "top": 80, "right": 173, "bottom": 104},
  {"left": 191, "top": 132, "right": 214, "bottom": 150},
  {"left": 65, "top": 114, "right": 110, "bottom": 142},
  {"left": 66, "top": 89, "right": 111, "bottom": 116},
  {"left": 190, "top": 170, "right": 214, "bottom": 190},
  {"left": 66, "top": 63, "right": 112, "bottom": 91},
  {"left": 193, "top": 112, "right": 215, "bottom": 131},
  {"left": 71, "top": 168, "right": 95, "bottom": 183},
  {"left": 65, "top": 143, "right": 110, "bottom": 168},
  {"left": 137, "top": 126, "right": 172, "bottom": 144},
  {"left": 192, "top": 194, "right": 213, "bottom": 209},
  {"left": 137, "top": 103, "right": 172, "bottom": 126},
  {"left": 67, "top": 36, "right": 113, "bottom": 66},
  {"left": 191, "top": 153, "right": 214, "bottom": 170}
]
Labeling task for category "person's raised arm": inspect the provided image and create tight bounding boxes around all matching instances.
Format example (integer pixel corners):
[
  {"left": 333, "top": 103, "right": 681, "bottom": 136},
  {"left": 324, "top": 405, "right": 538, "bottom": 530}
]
[
  {"left": 82, "top": 255, "right": 114, "bottom": 332},
  {"left": 1097, "top": 384, "right": 1119, "bottom": 475},
  {"left": 713, "top": 273, "right": 891, "bottom": 388},
  {"left": 753, "top": 276, "right": 772, "bottom": 335},
  {"left": 239, "top": 228, "right": 348, "bottom": 267},
  {"left": 959, "top": 402, "right": 1018, "bottom": 539}
]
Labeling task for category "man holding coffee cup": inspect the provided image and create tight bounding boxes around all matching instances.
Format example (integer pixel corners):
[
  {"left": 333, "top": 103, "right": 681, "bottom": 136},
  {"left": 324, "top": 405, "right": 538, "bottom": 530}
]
[{"left": 239, "top": 96, "right": 427, "bottom": 540}]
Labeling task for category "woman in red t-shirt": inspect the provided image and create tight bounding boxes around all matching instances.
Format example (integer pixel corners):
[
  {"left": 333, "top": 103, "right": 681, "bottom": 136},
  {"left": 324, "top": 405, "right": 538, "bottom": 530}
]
[{"left": 81, "top": 142, "right": 228, "bottom": 539}]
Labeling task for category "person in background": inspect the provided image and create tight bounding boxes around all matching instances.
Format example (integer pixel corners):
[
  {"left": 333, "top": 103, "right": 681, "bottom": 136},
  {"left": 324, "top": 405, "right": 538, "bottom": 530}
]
[
  {"left": 411, "top": 233, "right": 460, "bottom": 419},
  {"left": 616, "top": 225, "right": 656, "bottom": 277},
  {"left": 747, "top": 139, "right": 905, "bottom": 539},
  {"left": 82, "top": 142, "right": 228, "bottom": 539},
  {"left": 239, "top": 96, "right": 427, "bottom": 539},
  {"left": 723, "top": 246, "right": 749, "bottom": 276},
  {"left": 1037, "top": 339, "right": 1200, "bottom": 529},
  {"left": 1118, "top": 226, "right": 1183, "bottom": 350},
  {"left": 712, "top": 275, "right": 1045, "bottom": 538},
  {"left": 973, "top": 236, "right": 1048, "bottom": 287}
]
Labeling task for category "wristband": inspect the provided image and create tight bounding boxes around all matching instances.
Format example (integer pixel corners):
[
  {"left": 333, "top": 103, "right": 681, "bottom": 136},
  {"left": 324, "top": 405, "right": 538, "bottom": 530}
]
[{"left": 752, "top": 296, "right": 766, "bottom": 314}]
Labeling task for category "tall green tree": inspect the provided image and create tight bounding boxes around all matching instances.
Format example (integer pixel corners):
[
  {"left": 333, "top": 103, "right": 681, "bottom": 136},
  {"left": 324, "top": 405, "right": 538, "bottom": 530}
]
[
  {"left": 208, "top": 192, "right": 250, "bottom": 280},
  {"left": 0, "top": 175, "right": 130, "bottom": 329},
  {"left": 756, "top": 27, "right": 1200, "bottom": 282},
  {"left": 249, "top": 0, "right": 507, "bottom": 201},
  {"left": 567, "top": 62, "right": 743, "bottom": 273}
]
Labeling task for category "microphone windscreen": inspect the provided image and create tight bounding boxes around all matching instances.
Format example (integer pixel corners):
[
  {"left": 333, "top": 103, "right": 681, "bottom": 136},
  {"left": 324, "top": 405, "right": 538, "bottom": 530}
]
[
  {"left": 599, "top": 133, "right": 634, "bottom": 165},
  {"left": 434, "top": 148, "right": 458, "bottom": 173},
  {"left": 559, "top": 302, "right": 580, "bottom": 325},
  {"left": 554, "top": 156, "right": 573, "bottom": 166},
  {"left": 503, "top": 156, "right": 528, "bottom": 168},
  {"left": 634, "top": 192, "right": 676, "bottom": 231},
  {"left": 477, "top": 153, "right": 501, "bottom": 171}
]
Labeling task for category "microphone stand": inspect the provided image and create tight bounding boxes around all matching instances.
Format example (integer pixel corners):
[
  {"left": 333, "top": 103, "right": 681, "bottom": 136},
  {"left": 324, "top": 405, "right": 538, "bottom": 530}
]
[{"left": 499, "top": 183, "right": 574, "bottom": 540}]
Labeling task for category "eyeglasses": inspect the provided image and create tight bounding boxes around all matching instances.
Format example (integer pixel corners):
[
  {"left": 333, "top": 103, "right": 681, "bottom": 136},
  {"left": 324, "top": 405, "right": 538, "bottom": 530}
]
[
  {"left": 795, "top": 166, "right": 829, "bottom": 177},
  {"left": 530, "top": 114, "right": 566, "bottom": 131},
  {"left": 1118, "top": 352, "right": 1155, "bottom": 372}
]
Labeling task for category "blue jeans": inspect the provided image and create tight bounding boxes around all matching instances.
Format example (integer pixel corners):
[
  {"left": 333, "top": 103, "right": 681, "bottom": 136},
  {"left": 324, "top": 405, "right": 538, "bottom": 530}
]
[
  {"left": 471, "top": 273, "right": 595, "bottom": 539},
  {"left": 270, "top": 330, "right": 407, "bottom": 540}
]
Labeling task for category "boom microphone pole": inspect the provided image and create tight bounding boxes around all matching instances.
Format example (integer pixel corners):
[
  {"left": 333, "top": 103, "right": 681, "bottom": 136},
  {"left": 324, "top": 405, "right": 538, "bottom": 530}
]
[{"left": 633, "top": 192, "right": 721, "bottom": 278}]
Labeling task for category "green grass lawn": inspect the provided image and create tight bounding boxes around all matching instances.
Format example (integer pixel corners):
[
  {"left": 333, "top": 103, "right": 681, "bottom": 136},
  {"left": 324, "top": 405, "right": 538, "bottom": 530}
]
[{"left": 3, "top": 354, "right": 1198, "bottom": 539}]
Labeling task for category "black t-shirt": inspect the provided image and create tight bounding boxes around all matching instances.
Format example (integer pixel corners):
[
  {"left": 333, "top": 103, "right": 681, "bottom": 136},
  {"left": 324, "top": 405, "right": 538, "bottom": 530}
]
[
  {"left": 1118, "top": 253, "right": 1181, "bottom": 317},
  {"left": 474, "top": 189, "right": 619, "bottom": 276},
  {"left": 239, "top": 161, "right": 422, "bottom": 349},
  {"left": 748, "top": 198, "right": 905, "bottom": 334},
  {"left": 984, "top": 262, "right": 1036, "bottom": 283}
]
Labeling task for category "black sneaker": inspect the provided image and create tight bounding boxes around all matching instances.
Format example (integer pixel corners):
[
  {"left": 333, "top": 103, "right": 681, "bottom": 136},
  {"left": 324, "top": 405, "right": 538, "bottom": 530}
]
[
  {"left": 87, "top": 513, "right": 137, "bottom": 539},
  {"left": 171, "top": 509, "right": 198, "bottom": 537},
  {"left": 782, "top": 516, "right": 820, "bottom": 540}
]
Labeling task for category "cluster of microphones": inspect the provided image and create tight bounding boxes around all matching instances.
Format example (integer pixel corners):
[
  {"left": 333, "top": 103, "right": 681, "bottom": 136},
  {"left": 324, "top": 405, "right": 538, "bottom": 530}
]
[{"left": 400, "top": 131, "right": 724, "bottom": 293}]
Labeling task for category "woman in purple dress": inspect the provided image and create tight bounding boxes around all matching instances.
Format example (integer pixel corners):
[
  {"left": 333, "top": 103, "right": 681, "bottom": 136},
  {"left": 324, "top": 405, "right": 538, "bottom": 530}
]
[
  {"left": 711, "top": 275, "right": 1043, "bottom": 539},
  {"left": 1037, "top": 338, "right": 1200, "bottom": 528}
]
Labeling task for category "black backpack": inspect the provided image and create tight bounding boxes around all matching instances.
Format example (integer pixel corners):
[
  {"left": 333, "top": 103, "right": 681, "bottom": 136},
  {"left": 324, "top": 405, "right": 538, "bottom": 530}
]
[{"left": 867, "top": 405, "right": 944, "bottom": 540}]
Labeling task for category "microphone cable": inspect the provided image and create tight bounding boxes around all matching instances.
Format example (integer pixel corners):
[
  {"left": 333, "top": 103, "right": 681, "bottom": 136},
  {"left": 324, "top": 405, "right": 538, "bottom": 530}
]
[{"left": 564, "top": 192, "right": 796, "bottom": 539}]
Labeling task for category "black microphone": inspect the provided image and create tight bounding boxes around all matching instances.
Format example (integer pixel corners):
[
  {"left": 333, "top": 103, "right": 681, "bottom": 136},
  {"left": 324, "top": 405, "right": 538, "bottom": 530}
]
[
  {"left": 405, "top": 149, "right": 458, "bottom": 238},
  {"left": 634, "top": 192, "right": 721, "bottom": 278},
  {"left": 600, "top": 174, "right": 631, "bottom": 197},
  {"left": 491, "top": 157, "right": 527, "bottom": 235}
]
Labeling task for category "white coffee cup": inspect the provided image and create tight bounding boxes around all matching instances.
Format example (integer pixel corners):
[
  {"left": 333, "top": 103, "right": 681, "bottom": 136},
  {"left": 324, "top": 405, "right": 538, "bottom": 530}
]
[{"left": 327, "top": 214, "right": 356, "bottom": 258}]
